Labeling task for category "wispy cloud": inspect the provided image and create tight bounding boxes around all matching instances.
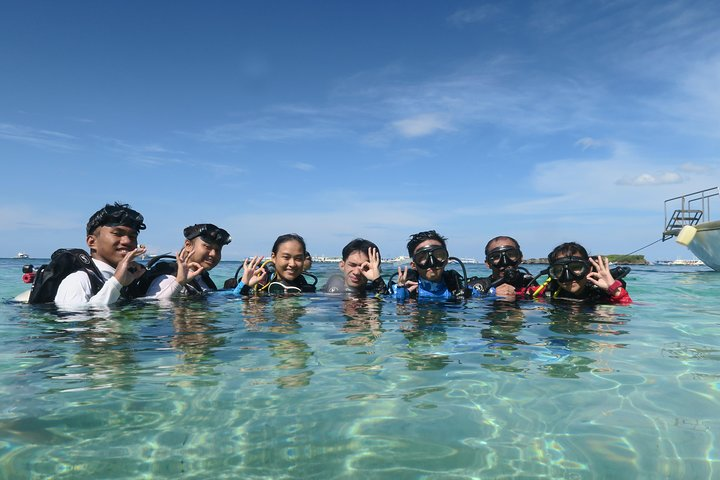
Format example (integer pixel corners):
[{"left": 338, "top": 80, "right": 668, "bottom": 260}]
[
  {"left": 680, "top": 162, "right": 715, "bottom": 174},
  {"left": 291, "top": 162, "right": 315, "bottom": 171},
  {"left": 616, "top": 172, "right": 683, "bottom": 186},
  {"left": 0, "top": 123, "right": 78, "bottom": 151},
  {"left": 392, "top": 113, "right": 453, "bottom": 138},
  {"left": 222, "top": 197, "right": 438, "bottom": 256},
  {"left": 0, "top": 205, "right": 78, "bottom": 231},
  {"left": 575, "top": 137, "right": 606, "bottom": 150},
  {"left": 447, "top": 6, "right": 501, "bottom": 26},
  {"left": 197, "top": 110, "right": 351, "bottom": 144}
]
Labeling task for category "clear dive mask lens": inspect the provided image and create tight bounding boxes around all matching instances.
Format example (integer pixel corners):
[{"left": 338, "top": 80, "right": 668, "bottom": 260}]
[
  {"left": 486, "top": 246, "right": 521, "bottom": 267},
  {"left": 549, "top": 257, "right": 590, "bottom": 282},
  {"left": 412, "top": 246, "right": 449, "bottom": 269}
]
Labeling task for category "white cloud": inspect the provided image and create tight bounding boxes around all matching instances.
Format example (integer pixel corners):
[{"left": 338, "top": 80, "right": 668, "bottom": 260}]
[
  {"left": 392, "top": 114, "right": 453, "bottom": 138},
  {"left": 575, "top": 137, "right": 605, "bottom": 150},
  {"left": 616, "top": 172, "right": 683, "bottom": 186}
]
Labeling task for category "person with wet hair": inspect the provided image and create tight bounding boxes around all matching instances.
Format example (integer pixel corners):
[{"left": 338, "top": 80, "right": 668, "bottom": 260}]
[
  {"left": 321, "top": 238, "right": 388, "bottom": 296},
  {"left": 529, "top": 242, "right": 632, "bottom": 304},
  {"left": 139, "top": 224, "right": 232, "bottom": 299},
  {"left": 393, "top": 230, "right": 468, "bottom": 300},
  {"left": 467, "top": 235, "right": 537, "bottom": 298},
  {"left": 54, "top": 202, "right": 147, "bottom": 305},
  {"left": 232, "top": 233, "right": 317, "bottom": 295}
]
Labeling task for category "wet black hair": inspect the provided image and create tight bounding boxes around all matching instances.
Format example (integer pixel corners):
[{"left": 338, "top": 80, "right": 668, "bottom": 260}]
[
  {"left": 342, "top": 238, "right": 380, "bottom": 261},
  {"left": 183, "top": 224, "right": 232, "bottom": 246},
  {"left": 406, "top": 230, "right": 447, "bottom": 257},
  {"left": 86, "top": 202, "right": 145, "bottom": 235},
  {"left": 548, "top": 242, "right": 589, "bottom": 264},
  {"left": 484, "top": 236, "right": 520, "bottom": 255},
  {"left": 272, "top": 233, "right": 307, "bottom": 255}
]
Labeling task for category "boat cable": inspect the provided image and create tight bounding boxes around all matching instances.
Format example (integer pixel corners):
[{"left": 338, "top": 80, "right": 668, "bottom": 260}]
[{"left": 614, "top": 238, "right": 664, "bottom": 262}]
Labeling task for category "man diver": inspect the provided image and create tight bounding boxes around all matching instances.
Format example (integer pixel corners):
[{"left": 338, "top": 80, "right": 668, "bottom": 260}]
[
  {"left": 321, "top": 238, "right": 388, "bottom": 295},
  {"left": 393, "top": 230, "right": 468, "bottom": 300},
  {"left": 468, "top": 236, "right": 537, "bottom": 298},
  {"left": 54, "top": 202, "right": 147, "bottom": 305}
]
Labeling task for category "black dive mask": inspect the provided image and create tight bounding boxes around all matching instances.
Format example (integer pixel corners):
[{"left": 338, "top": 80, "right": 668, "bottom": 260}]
[
  {"left": 412, "top": 245, "right": 449, "bottom": 270},
  {"left": 87, "top": 204, "right": 146, "bottom": 234},
  {"left": 549, "top": 256, "right": 591, "bottom": 282},
  {"left": 486, "top": 246, "right": 522, "bottom": 268},
  {"left": 184, "top": 224, "right": 232, "bottom": 245}
]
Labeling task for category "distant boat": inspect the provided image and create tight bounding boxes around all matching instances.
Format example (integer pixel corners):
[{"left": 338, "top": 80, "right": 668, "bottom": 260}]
[
  {"left": 656, "top": 259, "right": 706, "bottom": 266},
  {"left": 14, "top": 252, "right": 29, "bottom": 259},
  {"left": 662, "top": 187, "right": 720, "bottom": 271}
]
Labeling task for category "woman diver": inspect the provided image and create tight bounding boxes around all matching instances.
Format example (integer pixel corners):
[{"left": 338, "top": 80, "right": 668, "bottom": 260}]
[
  {"left": 132, "top": 223, "right": 232, "bottom": 299},
  {"left": 232, "top": 233, "right": 317, "bottom": 295}
]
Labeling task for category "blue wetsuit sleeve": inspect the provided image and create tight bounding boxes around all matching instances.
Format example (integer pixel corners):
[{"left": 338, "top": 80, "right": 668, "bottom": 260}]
[
  {"left": 232, "top": 281, "right": 247, "bottom": 296},
  {"left": 395, "top": 285, "right": 409, "bottom": 301}
]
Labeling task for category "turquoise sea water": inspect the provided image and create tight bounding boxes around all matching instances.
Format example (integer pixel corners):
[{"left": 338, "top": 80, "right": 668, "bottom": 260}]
[{"left": 1, "top": 258, "right": 719, "bottom": 479}]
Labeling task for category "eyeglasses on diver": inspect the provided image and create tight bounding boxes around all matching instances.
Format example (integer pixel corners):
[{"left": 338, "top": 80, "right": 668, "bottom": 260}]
[
  {"left": 486, "top": 246, "right": 521, "bottom": 266},
  {"left": 184, "top": 224, "right": 232, "bottom": 245},
  {"left": 548, "top": 256, "right": 591, "bottom": 281},
  {"left": 412, "top": 245, "right": 449, "bottom": 269}
]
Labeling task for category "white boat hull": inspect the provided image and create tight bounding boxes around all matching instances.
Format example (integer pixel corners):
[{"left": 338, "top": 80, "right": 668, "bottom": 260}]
[{"left": 681, "top": 220, "right": 720, "bottom": 271}]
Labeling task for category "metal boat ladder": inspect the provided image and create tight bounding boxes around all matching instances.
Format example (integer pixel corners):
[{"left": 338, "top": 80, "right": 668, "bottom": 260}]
[{"left": 663, "top": 187, "right": 719, "bottom": 241}]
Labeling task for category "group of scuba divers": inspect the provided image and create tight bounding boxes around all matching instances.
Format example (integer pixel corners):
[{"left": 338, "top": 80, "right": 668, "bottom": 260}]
[{"left": 21, "top": 202, "right": 632, "bottom": 306}]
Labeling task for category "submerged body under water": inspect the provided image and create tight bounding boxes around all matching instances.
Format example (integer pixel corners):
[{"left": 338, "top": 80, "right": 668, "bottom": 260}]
[{"left": 1, "top": 259, "right": 719, "bottom": 479}]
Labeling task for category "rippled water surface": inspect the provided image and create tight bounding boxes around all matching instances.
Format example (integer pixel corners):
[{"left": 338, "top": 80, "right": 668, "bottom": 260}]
[{"left": 1, "top": 259, "right": 719, "bottom": 479}]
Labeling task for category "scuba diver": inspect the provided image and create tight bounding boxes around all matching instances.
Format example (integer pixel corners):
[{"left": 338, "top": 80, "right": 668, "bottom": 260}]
[
  {"left": 321, "top": 238, "right": 388, "bottom": 296},
  {"left": 24, "top": 202, "right": 147, "bottom": 306},
  {"left": 529, "top": 242, "right": 632, "bottom": 304},
  {"left": 467, "top": 236, "right": 538, "bottom": 298},
  {"left": 132, "top": 223, "right": 232, "bottom": 299},
  {"left": 231, "top": 233, "right": 317, "bottom": 295},
  {"left": 392, "top": 230, "right": 470, "bottom": 301}
]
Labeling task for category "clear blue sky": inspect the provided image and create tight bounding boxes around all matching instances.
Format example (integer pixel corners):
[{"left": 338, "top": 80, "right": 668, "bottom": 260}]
[{"left": 2, "top": 0, "right": 718, "bottom": 261}]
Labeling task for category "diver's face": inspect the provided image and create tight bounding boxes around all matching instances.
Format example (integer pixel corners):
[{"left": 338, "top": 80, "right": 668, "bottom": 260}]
[
  {"left": 340, "top": 251, "right": 370, "bottom": 288},
  {"left": 87, "top": 225, "right": 139, "bottom": 267},
  {"left": 485, "top": 239, "right": 522, "bottom": 277},
  {"left": 411, "top": 239, "right": 447, "bottom": 282},
  {"left": 185, "top": 238, "right": 222, "bottom": 271},
  {"left": 551, "top": 253, "right": 589, "bottom": 294},
  {"left": 271, "top": 240, "right": 305, "bottom": 282}
]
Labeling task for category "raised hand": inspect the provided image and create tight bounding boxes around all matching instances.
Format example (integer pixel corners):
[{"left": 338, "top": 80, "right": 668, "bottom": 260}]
[
  {"left": 397, "top": 265, "right": 418, "bottom": 293},
  {"left": 114, "top": 245, "right": 148, "bottom": 286},
  {"left": 586, "top": 256, "right": 615, "bottom": 292},
  {"left": 361, "top": 247, "right": 382, "bottom": 281},
  {"left": 242, "top": 256, "right": 268, "bottom": 287},
  {"left": 175, "top": 247, "right": 204, "bottom": 286}
]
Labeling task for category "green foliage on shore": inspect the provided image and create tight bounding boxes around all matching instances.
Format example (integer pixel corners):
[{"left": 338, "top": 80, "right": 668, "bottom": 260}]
[
  {"left": 524, "top": 254, "right": 648, "bottom": 265},
  {"left": 605, "top": 254, "right": 647, "bottom": 264}
]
